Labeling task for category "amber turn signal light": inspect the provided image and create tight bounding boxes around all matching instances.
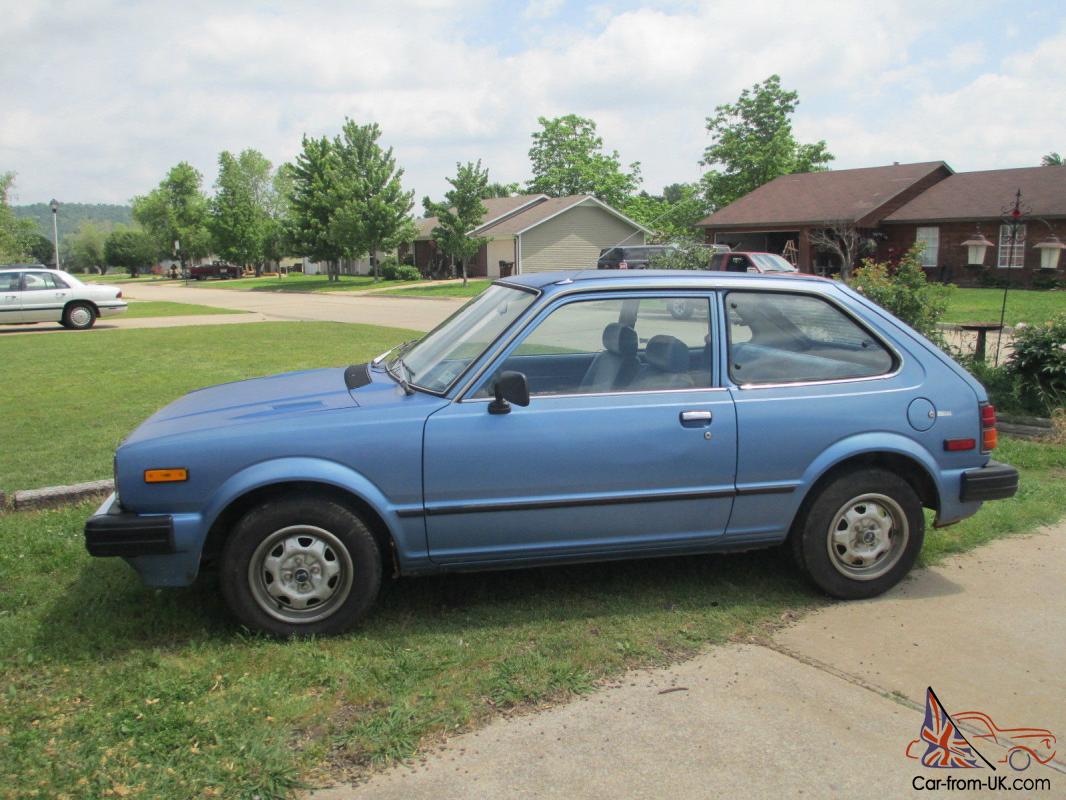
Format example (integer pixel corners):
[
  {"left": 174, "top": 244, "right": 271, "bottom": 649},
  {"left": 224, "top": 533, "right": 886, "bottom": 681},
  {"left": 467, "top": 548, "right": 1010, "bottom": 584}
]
[{"left": 144, "top": 468, "right": 188, "bottom": 483}]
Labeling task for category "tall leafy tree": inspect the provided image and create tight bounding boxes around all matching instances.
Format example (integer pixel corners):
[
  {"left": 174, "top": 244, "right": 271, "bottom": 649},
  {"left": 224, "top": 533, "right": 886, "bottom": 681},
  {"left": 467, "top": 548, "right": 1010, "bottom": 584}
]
[
  {"left": 262, "top": 163, "right": 294, "bottom": 268},
  {"left": 132, "top": 162, "right": 211, "bottom": 268},
  {"left": 701, "top": 75, "right": 833, "bottom": 209},
  {"left": 0, "top": 172, "right": 42, "bottom": 262},
  {"left": 426, "top": 160, "right": 489, "bottom": 287},
  {"left": 623, "top": 183, "right": 709, "bottom": 242},
  {"left": 287, "top": 135, "right": 343, "bottom": 279},
  {"left": 104, "top": 226, "right": 158, "bottom": 277},
  {"left": 63, "top": 220, "right": 110, "bottom": 273},
  {"left": 527, "top": 115, "right": 641, "bottom": 207},
  {"left": 482, "top": 180, "right": 522, "bottom": 198},
  {"left": 1042, "top": 152, "right": 1063, "bottom": 166},
  {"left": 211, "top": 149, "right": 274, "bottom": 275},
  {"left": 328, "top": 120, "right": 415, "bottom": 281}
]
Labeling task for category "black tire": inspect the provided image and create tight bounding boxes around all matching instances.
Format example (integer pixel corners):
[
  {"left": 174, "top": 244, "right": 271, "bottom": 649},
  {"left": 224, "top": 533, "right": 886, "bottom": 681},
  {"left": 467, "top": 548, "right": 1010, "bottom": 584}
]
[
  {"left": 220, "top": 495, "right": 382, "bottom": 636},
  {"left": 668, "top": 299, "right": 694, "bottom": 320},
  {"left": 62, "top": 302, "right": 96, "bottom": 330},
  {"left": 792, "top": 468, "right": 924, "bottom": 600}
]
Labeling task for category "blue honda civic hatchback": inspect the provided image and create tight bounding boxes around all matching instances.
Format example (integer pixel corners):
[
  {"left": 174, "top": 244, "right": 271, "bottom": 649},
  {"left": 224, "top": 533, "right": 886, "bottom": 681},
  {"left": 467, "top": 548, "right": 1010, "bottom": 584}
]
[{"left": 86, "top": 270, "right": 1018, "bottom": 635}]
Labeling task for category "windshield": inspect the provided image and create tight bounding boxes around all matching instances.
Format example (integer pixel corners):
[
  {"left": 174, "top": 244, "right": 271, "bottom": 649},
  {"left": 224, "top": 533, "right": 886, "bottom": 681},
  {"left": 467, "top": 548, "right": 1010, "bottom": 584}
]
[
  {"left": 391, "top": 284, "right": 537, "bottom": 394},
  {"left": 751, "top": 253, "right": 797, "bottom": 273}
]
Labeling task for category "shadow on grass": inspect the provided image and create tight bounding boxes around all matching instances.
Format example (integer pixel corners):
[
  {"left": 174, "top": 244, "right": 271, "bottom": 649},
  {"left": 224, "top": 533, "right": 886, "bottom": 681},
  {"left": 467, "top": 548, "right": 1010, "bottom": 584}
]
[{"left": 36, "top": 545, "right": 817, "bottom": 659}]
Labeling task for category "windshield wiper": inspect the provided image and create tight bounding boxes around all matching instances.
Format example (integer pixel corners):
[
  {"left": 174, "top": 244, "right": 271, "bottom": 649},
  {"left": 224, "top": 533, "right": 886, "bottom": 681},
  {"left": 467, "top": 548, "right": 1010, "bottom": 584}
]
[{"left": 382, "top": 339, "right": 418, "bottom": 395}]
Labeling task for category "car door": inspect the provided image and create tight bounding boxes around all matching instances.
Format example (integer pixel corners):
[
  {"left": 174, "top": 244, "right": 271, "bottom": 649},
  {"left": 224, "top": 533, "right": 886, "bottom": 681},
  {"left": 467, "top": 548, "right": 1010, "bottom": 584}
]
[
  {"left": 0, "top": 272, "right": 23, "bottom": 322},
  {"left": 20, "top": 271, "right": 71, "bottom": 322},
  {"left": 722, "top": 289, "right": 917, "bottom": 539},
  {"left": 422, "top": 292, "right": 737, "bottom": 566}
]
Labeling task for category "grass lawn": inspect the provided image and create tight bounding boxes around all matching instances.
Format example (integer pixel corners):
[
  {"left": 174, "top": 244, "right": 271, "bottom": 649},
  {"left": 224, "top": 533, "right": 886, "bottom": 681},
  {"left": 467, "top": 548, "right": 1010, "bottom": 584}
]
[
  {"left": 0, "top": 435, "right": 1062, "bottom": 799},
  {"left": 943, "top": 287, "right": 1066, "bottom": 326},
  {"left": 0, "top": 322, "right": 416, "bottom": 493},
  {"left": 121, "top": 300, "right": 247, "bottom": 319},
  {"left": 188, "top": 275, "right": 414, "bottom": 293},
  {"left": 377, "top": 279, "right": 492, "bottom": 298}
]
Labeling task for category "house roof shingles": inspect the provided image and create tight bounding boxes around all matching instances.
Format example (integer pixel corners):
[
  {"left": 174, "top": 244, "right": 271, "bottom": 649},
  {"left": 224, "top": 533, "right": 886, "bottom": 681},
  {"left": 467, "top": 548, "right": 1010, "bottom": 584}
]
[
  {"left": 883, "top": 166, "right": 1066, "bottom": 222},
  {"left": 696, "top": 161, "right": 950, "bottom": 229},
  {"left": 415, "top": 194, "right": 546, "bottom": 239},
  {"left": 474, "top": 195, "right": 591, "bottom": 236}
]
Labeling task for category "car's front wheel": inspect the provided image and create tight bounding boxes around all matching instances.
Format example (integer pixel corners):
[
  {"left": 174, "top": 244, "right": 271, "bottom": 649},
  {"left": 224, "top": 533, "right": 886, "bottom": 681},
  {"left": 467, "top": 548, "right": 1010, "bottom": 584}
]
[
  {"left": 62, "top": 302, "right": 97, "bottom": 330},
  {"left": 792, "top": 468, "right": 924, "bottom": 599},
  {"left": 220, "top": 496, "right": 382, "bottom": 636}
]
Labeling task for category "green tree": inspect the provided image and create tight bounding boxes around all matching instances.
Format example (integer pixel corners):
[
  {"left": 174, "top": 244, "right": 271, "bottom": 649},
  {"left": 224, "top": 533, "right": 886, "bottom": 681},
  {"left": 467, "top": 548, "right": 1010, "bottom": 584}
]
[
  {"left": 211, "top": 149, "right": 274, "bottom": 275},
  {"left": 701, "top": 75, "right": 833, "bottom": 209},
  {"left": 426, "top": 160, "right": 489, "bottom": 287},
  {"left": 63, "top": 220, "right": 110, "bottom": 273},
  {"left": 623, "top": 183, "right": 709, "bottom": 242},
  {"left": 1042, "top": 152, "right": 1063, "bottom": 167},
  {"left": 327, "top": 120, "right": 416, "bottom": 282},
  {"left": 262, "top": 163, "right": 295, "bottom": 268},
  {"left": 104, "top": 226, "right": 158, "bottom": 277},
  {"left": 482, "top": 181, "right": 522, "bottom": 198},
  {"left": 132, "top": 162, "right": 211, "bottom": 270},
  {"left": 0, "top": 172, "right": 42, "bottom": 262},
  {"left": 527, "top": 114, "right": 641, "bottom": 207},
  {"left": 850, "top": 244, "right": 952, "bottom": 343},
  {"left": 287, "top": 135, "right": 343, "bottom": 278}
]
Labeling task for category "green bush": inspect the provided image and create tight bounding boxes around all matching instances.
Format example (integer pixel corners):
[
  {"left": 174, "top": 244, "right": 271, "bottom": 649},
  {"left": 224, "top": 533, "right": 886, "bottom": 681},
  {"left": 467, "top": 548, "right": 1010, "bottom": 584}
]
[
  {"left": 394, "top": 264, "right": 421, "bottom": 281},
  {"left": 1030, "top": 272, "right": 1060, "bottom": 291},
  {"left": 1006, "top": 314, "right": 1066, "bottom": 412},
  {"left": 850, "top": 244, "right": 953, "bottom": 343},
  {"left": 647, "top": 241, "right": 712, "bottom": 271},
  {"left": 378, "top": 256, "right": 401, "bottom": 280}
]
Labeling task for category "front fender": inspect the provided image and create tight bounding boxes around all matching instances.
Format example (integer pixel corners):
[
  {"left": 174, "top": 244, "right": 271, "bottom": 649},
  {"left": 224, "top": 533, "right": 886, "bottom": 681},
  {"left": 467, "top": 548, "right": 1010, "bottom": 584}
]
[{"left": 201, "top": 457, "right": 428, "bottom": 569}]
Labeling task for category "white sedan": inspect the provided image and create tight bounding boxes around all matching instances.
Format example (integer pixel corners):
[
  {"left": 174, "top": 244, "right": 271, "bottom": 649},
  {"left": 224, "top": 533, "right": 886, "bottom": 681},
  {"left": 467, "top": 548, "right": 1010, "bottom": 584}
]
[{"left": 0, "top": 266, "right": 128, "bottom": 330}]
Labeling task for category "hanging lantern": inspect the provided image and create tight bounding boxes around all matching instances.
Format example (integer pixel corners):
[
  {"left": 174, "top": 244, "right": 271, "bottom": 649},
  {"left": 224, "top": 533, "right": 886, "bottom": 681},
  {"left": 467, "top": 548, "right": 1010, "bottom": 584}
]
[
  {"left": 1034, "top": 234, "right": 1066, "bottom": 270},
  {"left": 960, "top": 231, "right": 995, "bottom": 266}
]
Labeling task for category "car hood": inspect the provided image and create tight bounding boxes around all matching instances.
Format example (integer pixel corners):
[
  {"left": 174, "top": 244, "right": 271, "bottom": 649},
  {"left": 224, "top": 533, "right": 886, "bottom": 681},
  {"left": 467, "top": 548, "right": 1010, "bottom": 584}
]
[{"left": 123, "top": 367, "right": 358, "bottom": 444}]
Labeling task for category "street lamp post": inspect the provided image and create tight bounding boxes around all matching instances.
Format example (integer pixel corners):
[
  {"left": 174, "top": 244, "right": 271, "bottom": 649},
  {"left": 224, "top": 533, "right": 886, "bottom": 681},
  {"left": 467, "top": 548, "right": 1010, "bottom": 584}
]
[{"left": 49, "top": 199, "right": 60, "bottom": 269}]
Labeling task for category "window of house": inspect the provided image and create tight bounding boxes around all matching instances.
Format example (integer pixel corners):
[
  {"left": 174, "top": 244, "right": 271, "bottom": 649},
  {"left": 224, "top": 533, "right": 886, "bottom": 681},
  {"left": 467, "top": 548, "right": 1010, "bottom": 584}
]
[
  {"left": 915, "top": 227, "right": 939, "bottom": 268},
  {"left": 997, "top": 224, "right": 1026, "bottom": 269},
  {"left": 725, "top": 292, "right": 894, "bottom": 385}
]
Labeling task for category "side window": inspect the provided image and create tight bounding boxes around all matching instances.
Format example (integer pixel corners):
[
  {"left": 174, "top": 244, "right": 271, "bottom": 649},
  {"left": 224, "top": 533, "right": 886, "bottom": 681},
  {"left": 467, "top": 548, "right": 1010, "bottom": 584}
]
[
  {"left": 726, "top": 255, "right": 750, "bottom": 273},
  {"left": 478, "top": 296, "right": 713, "bottom": 397},
  {"left": 22, "top": 272, "right": 58, "bottom": 291},
  {"left": 0, "top": 273, "right": 20, "bottom": 291},
  {"left": 726, "top": 292, "right": 894, "bottom": 385}
]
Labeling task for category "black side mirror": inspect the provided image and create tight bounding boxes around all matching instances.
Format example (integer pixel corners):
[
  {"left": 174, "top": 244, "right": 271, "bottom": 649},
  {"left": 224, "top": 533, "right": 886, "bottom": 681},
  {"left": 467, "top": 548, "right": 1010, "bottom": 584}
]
[{"left": 488, "top": 371, "right": 530, "bottom": 415}]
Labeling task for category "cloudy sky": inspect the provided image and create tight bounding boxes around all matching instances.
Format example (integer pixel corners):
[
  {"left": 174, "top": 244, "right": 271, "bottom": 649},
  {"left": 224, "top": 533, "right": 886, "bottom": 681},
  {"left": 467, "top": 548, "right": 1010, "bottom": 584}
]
[{"left": 2, "top": 0, "right": 1064, "bottom": 207}]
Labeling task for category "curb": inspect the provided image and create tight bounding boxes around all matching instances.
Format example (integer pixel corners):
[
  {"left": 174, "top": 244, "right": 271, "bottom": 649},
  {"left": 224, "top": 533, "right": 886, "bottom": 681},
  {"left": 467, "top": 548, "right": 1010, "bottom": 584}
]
[{"left": 9, "top": 479, "right": 113, "bottom": 512}]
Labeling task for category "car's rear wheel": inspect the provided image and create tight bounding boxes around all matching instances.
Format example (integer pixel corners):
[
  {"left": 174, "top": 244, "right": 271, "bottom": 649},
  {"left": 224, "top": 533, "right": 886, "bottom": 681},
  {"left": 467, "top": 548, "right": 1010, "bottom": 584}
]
[
  {"left": 63, "top": 302, "right": 96, "bottom": 330},
  {"left": 220, "top": 496, "right": 381, "bottom": 636},
  {"left": 792, "top": 468, "right": 924, "bottom": 599},
  {"left": 668, "top": 299, "right": 694, "bottom": 320}
]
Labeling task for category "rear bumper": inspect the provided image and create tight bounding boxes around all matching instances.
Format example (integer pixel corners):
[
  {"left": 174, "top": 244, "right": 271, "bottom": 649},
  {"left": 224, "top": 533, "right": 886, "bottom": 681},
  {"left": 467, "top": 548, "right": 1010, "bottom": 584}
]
[
  {"left": 84, "top": 493, "right": 174, "bottom": 557},
  {"left": 960, "top": 460, "right": 1019, "bottom": 503},
  {"left": 98, "top": 302, "right": 128, "bottom": 317}
]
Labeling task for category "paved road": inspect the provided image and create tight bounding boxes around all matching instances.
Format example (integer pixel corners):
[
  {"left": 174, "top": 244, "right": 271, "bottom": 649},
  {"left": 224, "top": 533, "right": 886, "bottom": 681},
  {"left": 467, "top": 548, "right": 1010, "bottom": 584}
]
[
  {"left": 124, "top": 283, "right": 464, "bottom": 331},
  {"left": 311, "top": 526, "right": 1065, "bottom": 800}
]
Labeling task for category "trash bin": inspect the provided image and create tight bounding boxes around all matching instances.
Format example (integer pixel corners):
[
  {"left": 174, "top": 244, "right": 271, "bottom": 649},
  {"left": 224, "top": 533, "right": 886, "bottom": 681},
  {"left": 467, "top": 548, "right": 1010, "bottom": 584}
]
[{"left": 499, "top": 260, "right": 514, "bottom": 278}]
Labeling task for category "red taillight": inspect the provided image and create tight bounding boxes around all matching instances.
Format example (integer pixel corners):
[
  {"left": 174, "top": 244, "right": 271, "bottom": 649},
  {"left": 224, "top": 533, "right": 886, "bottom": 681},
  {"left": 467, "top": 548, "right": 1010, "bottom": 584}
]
[
  {"left": 944, "top": 438, "right": 976, "bottom": 452},
  {"left": 980, "top": 403, "right": 997, "bottom": 452}
]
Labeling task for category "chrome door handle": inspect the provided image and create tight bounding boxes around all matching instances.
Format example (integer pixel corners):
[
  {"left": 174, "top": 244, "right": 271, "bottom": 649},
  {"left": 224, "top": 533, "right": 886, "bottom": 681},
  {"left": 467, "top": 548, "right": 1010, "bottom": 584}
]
[{"left": 680, "top": 410, "right": 713, "bottom": 427}]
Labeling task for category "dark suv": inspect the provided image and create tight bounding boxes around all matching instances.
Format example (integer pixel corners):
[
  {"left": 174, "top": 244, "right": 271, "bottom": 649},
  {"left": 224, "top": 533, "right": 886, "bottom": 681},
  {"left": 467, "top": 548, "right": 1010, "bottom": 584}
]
[{"left": 597, "top": 245, "right": 675, "bottom": 270}]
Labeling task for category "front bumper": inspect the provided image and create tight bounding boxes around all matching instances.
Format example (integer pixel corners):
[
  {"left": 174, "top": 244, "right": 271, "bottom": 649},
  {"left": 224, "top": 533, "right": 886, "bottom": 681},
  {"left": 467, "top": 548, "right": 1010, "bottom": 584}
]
[
  {"left": 84, "top": 493, "right": 174, "bottom": 557},
  {"left": 960, "top": 460, "right": 1019, "bottom": 503}
]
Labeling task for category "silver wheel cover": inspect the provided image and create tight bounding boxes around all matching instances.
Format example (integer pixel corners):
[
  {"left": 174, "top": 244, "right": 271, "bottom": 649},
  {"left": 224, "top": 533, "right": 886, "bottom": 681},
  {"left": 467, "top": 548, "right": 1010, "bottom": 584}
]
[{"left": 825, "top": 492, "right": 909, "bottom": 581}]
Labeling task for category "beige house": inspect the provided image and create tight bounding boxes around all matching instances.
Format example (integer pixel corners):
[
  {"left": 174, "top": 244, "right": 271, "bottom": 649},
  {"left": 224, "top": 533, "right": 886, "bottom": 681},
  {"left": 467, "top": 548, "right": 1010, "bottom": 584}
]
[{"left": 414, "top": 194, "right": 649, "bottom": 277}]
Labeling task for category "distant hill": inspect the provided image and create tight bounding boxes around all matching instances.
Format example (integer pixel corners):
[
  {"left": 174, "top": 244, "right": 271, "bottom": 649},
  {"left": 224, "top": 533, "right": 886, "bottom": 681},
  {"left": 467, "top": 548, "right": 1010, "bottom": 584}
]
[{"left": 13, "top": 203, "right": 133, "bottom": 236}]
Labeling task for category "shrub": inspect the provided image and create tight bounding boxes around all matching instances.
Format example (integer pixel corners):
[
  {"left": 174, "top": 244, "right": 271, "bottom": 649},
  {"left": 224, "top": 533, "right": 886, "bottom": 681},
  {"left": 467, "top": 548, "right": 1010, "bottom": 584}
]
[
  {"left": 378, "top": 256, "right": 401, "bottom": 280},
  {"left": 647, "top": 241, "right": 712, "bottom": 271},
  {"left": 850, "top": 244, "right": 953, "bottom": 343},
  {"left": 1006, "top": 314, "right": 1066, "bottom": 412},
  {"left": 394, "top": 264, "right": 421, "bottom": 281}
]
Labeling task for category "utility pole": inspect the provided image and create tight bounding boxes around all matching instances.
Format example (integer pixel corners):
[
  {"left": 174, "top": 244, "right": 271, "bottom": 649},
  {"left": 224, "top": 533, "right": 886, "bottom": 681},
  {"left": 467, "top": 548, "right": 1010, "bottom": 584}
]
[{"left": 49, "top": 199, "right": 60, "bottom": 268}]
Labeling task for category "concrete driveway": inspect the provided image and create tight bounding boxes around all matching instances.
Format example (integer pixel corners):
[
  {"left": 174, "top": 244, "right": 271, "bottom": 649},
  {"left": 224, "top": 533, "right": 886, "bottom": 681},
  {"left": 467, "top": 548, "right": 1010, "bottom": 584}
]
[
  {"left": 311, "top": 525, "right": 1065, "bottom": 800},
  {"left": 124, "top": 282, "right": 464, "bottom": 331}
]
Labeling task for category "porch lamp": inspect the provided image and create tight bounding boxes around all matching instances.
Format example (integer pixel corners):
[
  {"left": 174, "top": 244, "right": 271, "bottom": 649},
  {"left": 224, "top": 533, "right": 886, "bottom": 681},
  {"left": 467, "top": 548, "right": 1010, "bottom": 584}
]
[
  {"left": 960, "top": 231, "right": 995, "bottom": 266},
  {"left": 1034, "top": 233, "right": 1066, "bottom": 269}
]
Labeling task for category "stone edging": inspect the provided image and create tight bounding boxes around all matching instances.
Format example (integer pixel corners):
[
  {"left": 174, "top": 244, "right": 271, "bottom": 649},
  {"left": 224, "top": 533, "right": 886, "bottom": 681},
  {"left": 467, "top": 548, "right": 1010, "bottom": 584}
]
[{"left": 4, "top": 479, "right": 114, "bottom": 512}]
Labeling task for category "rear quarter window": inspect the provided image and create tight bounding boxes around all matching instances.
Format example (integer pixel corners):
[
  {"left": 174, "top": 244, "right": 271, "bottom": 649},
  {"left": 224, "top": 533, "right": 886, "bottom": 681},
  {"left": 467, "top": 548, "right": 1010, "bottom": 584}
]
[{"left": 725, "top": 291, "right": 895, "bottom": 385}]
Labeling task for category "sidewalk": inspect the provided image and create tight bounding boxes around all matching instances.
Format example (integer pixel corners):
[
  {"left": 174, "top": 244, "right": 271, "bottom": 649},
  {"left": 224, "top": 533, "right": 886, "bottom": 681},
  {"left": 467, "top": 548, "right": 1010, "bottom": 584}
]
[{"left": 311, "top": 526, "right": 1065, "bottom": 799}]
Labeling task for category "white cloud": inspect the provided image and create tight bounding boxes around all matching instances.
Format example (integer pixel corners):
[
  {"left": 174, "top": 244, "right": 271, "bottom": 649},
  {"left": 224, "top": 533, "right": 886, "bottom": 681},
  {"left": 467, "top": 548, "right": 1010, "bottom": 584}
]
[{"left": 1, "top": 0, "right": 1063, "bottom": 207}]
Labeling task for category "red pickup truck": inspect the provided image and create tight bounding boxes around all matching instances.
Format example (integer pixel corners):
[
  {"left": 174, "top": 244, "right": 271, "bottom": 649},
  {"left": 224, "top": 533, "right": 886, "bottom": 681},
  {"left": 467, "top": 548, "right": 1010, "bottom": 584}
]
[{"left": 189, "top": 262, "right": 242, "bottom": 280}]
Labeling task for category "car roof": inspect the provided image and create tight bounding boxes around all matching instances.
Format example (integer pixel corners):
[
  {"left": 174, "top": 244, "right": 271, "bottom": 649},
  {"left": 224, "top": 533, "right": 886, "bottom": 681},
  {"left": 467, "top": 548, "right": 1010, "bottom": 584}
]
[
  {"left": 0, "top": 264, "right": 50, "bottom": 271},
  {"left": 499, "top": 269, "right": 829, "bottom": 291}
]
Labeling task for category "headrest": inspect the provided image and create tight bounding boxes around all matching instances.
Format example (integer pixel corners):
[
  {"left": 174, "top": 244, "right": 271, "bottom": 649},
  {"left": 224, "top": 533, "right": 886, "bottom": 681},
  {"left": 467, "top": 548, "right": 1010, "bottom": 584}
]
[
  {"left": 602, "top": 323, "right": 638, "bottom": 357},
  {"left": 644, "top": 335, "right": 688, "bottom": 373}
]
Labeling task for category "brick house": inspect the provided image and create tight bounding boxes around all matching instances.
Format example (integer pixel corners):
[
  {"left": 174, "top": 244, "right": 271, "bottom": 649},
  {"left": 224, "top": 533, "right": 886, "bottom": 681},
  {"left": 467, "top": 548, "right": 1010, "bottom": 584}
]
[
  {"left": 414, "top": 194, "right": 649, "bottom": 278},
  {"left": 695, "top": 162, "right": 1066, "bottom": 284}
]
